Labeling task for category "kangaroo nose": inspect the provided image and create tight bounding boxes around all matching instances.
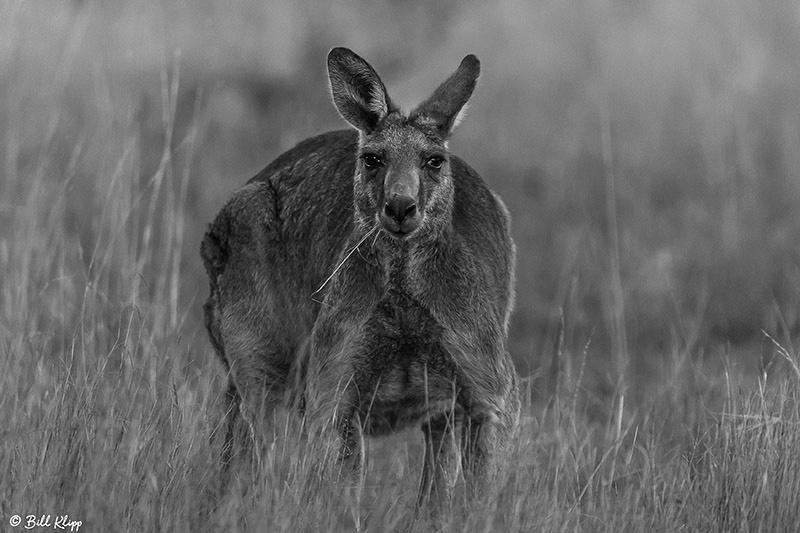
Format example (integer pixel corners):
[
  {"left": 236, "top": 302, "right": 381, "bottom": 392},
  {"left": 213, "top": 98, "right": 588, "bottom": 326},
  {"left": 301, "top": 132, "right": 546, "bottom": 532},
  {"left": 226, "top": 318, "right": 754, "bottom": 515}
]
[{"left": 384, "top": 195, "right": 417, "bottom": 224}]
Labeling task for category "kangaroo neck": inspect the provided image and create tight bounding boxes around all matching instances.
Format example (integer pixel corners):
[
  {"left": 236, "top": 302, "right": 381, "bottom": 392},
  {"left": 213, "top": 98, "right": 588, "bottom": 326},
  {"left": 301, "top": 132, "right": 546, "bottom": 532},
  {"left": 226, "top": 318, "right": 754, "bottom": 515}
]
[{"left": 363, "top": 221, "right": 454, "bottom": 295}]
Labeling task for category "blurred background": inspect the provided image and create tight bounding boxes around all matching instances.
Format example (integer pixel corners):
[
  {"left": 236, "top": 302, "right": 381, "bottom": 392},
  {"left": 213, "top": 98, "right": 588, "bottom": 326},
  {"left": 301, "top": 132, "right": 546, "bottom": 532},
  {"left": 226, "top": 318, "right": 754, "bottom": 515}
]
[{"left": 3, "top": 0, "right": 800, "bottom": 399}]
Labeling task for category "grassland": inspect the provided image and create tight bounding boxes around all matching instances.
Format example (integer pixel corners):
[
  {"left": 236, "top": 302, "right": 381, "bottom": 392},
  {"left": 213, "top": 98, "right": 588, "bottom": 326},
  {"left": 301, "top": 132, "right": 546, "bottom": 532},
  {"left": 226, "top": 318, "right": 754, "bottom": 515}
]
[{"left": 2, "top": 1, "right": 800, "bottom": 531}]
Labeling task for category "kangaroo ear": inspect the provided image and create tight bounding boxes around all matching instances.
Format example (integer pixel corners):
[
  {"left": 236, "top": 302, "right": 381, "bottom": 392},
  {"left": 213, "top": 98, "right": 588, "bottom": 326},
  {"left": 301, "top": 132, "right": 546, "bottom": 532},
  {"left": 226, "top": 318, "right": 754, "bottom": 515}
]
[
  {"left": 412, "top": 55, "right": 480, "bottom": 137},
  {"left": 327, "top": 47, "right": 392, "bottom": 133}
]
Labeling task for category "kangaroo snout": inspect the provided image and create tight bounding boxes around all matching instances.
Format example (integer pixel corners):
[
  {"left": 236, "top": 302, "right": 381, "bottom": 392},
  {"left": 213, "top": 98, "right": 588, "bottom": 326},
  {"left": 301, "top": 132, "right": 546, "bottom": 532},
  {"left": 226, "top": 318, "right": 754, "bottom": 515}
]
[
  {"left": 381, "top": 174, "right": 421, "bottom": 235},
  {"left": 383, "top": 193, "right": 418, "bottom": 231}
]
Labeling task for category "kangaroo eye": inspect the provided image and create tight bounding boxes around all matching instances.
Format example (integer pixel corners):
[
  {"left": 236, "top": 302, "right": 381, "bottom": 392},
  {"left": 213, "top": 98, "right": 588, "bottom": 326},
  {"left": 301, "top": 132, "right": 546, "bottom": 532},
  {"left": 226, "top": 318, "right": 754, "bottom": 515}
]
[
  {"left": 362, "top": 154, "right": 383, "bottom": 169},
  {"left": 426, "top": 156, "right": 445, "bottom": 170}
]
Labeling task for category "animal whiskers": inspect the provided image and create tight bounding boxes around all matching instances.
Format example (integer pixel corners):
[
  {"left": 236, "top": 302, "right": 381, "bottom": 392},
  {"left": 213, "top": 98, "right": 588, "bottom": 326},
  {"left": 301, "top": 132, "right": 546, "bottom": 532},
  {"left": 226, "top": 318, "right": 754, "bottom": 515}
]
[{"left": 310, "top": 224, "right": 379, "bottom": 306}]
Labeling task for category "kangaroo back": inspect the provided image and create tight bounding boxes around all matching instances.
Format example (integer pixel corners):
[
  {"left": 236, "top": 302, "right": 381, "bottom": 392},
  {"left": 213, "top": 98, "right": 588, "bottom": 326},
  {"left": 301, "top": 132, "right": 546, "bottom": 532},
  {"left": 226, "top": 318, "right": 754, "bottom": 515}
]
[{"left": 201, "top": 47, "right": 519, "bottom": 515}]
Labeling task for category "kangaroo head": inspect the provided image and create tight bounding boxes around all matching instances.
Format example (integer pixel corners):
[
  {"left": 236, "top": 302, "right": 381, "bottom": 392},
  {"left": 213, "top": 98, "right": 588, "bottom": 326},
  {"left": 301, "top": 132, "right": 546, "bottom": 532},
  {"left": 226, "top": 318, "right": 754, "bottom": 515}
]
[{"left": 327, "top": 47, "right": 480, "bottom": 238}]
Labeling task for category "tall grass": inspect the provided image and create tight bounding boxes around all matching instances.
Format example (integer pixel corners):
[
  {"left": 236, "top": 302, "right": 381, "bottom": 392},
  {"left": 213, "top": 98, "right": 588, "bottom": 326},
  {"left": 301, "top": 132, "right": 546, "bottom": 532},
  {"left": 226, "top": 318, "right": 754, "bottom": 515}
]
[{"left": 2, "top": 0, "right": 800, "bottom": 531}]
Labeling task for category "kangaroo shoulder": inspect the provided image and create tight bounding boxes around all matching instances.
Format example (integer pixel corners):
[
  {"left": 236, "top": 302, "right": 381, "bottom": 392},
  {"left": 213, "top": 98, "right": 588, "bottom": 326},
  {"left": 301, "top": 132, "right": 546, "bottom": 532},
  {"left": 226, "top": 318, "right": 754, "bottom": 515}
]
[
  {"left": 450, "top": 155, "right": 512, "bottom": 245},
  {"left": 201, "top": 129, "right": 359, "bottom": 283}
]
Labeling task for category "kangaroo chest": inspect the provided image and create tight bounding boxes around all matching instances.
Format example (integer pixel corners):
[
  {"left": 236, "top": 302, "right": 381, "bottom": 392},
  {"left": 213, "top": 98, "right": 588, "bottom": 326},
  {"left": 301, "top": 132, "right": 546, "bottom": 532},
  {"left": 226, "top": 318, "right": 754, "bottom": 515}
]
[{"left": 353, "top": 288, "right": 460, "bottom": 435}]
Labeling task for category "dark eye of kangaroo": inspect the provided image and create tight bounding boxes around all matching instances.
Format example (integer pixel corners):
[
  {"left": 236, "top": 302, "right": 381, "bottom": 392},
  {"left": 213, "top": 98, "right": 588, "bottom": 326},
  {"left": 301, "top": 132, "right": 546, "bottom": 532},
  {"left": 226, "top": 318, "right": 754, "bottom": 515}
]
[
  {"left": 362, "top": 154, "right": 383, "bottom": 170},
  {"left": 426, "top": 156, "right": 445, "bottom": 170}
]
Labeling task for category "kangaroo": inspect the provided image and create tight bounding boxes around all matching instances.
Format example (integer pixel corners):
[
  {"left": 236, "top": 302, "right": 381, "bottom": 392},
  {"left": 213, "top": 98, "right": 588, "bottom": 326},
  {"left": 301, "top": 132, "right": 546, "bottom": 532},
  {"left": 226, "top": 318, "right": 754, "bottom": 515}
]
[{"left": 201, "top": 47, "right": 519, "bottom": 510}]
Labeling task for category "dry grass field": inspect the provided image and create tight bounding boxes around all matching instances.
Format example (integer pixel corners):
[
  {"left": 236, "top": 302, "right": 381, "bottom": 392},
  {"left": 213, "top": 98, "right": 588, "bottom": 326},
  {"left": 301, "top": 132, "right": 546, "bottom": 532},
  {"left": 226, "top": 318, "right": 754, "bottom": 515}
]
[{"left": 2, "top": 1, "right": 800, "bottom": 531}]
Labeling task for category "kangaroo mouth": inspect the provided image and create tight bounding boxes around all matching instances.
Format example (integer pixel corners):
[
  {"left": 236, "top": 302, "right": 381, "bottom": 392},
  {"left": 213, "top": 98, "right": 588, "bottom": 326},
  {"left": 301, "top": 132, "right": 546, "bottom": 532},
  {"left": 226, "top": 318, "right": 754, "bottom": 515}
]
[{"left": 380, "top": 217, "right": 420, "bottom": 237}]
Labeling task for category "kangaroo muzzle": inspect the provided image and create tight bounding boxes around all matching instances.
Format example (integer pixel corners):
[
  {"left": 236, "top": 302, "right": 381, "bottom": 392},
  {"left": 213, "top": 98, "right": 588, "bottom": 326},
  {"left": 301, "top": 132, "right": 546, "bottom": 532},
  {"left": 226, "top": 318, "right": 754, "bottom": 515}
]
[{"left": 380, "top": 172, "right": 421, "bottom": 235}]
